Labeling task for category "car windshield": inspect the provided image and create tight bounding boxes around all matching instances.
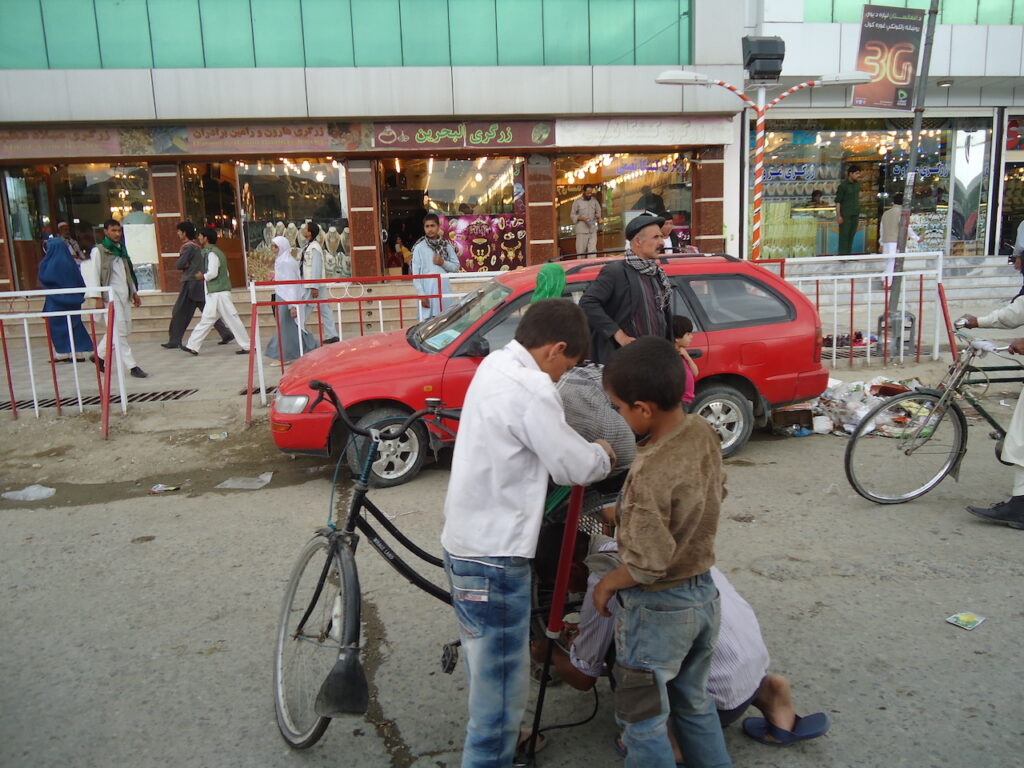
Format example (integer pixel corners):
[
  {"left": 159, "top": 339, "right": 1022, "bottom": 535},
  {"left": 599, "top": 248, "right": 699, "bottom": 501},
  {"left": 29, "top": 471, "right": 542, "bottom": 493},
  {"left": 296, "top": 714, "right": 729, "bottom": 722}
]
[{"left": 414, "top": 280, "right": 513, "bottom": 352}]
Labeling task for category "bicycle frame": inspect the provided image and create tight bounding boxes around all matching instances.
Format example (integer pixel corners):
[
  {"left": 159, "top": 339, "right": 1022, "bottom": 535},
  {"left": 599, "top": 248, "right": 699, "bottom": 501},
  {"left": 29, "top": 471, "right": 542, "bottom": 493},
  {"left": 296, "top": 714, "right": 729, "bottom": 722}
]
[
  {"left": 938, "top": 339, "right": 1009, "bottom": 440},
  {"left": 337, "top": 424, "right": 452, "bottom": 605}
]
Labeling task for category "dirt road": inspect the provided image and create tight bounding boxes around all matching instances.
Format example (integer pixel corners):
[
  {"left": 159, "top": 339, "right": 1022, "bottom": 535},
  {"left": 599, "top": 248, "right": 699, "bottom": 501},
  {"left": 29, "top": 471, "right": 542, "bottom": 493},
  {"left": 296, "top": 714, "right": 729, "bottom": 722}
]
[{"left": 1, "top": 364, "right": 1022, "bottom": 767}]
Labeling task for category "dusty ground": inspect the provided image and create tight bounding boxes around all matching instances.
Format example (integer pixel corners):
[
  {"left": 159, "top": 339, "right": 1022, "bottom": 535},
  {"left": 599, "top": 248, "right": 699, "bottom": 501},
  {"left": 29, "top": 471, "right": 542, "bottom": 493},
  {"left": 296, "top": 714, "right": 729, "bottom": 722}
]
[{"left": 1, "top": 351, "right": 1023, "bottom": 767}]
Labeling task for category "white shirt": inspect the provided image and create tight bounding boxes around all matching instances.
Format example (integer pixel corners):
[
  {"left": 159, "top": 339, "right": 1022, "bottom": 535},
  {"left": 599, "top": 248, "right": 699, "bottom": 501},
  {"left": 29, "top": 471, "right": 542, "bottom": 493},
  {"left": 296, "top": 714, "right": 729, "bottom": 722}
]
[
  {"left": 572, "top": 553, "right": 770, "bottom": 710},
  {"left": 83, "top": 245, "right": 129, "bottom": 302},
  {"left": 441, "top": 341, "right": 611, "bottom": 559},
  {"left": 879, "top": 204, "right": 919, "bottom": 245},
  {"left": 1014, "top": 220, "right": 1024, "bottom": 258},
  {"left": 571, "top": 196, "right": 602, "bottom": 234}
]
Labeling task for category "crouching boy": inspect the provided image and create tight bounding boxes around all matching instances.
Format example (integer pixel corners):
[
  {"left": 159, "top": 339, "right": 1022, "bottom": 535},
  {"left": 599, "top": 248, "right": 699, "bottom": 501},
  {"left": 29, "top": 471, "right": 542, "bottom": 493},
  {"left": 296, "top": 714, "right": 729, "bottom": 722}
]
[
  {"left": 441, "top": 298, "right": 616, "bottom": 768},
  {"left": 595, "top": 336, "right": 732, "bottom": 768}
]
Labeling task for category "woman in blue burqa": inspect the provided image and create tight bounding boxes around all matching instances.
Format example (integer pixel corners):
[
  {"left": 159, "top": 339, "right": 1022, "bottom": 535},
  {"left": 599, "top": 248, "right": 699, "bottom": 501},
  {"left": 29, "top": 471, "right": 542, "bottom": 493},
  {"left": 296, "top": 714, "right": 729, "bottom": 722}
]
[{"left": 38, "top": 237, "right": 94, "bottom": 361}]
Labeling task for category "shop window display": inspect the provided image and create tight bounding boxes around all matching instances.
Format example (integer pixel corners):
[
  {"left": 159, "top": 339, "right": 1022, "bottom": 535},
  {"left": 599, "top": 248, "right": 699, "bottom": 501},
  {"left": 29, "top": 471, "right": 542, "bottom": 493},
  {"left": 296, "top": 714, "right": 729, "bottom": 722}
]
[
  {"left": 755, "top": 118, "right": 992, "bottom": 259},
  {"left": 3, "top": 163, "right": 156, "bottom": 290},
  {"left": 554, "top": 152, "right": 694, "bottom": 256},
  {"left": 237, "top": 159, "right": 349, "bottom": 282},
  {"left": 379, "top": 157, "right": 526, "bottom": 273}
]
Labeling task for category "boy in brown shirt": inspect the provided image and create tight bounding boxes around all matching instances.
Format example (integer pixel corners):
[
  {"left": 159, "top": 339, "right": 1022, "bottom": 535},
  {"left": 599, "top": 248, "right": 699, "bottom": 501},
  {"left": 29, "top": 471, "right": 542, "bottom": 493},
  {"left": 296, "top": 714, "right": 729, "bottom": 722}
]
[{"left": 595, "top": 336, "right": 732, "bottom": 768}]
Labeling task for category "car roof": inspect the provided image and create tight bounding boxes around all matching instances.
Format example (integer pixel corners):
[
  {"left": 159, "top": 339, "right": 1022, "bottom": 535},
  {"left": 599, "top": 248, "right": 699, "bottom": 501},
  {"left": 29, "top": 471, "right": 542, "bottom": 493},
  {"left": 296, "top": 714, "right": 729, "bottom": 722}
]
[{"left": 494, "top": 253, "right": 751, "bottom": 290}]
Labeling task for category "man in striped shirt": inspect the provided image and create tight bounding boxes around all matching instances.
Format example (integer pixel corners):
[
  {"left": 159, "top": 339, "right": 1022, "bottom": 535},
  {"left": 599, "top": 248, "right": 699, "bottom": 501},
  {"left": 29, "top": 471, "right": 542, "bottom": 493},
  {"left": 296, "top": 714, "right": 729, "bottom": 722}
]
[{"left": 532, "top": 530, "right": 830, "bottom": 751}]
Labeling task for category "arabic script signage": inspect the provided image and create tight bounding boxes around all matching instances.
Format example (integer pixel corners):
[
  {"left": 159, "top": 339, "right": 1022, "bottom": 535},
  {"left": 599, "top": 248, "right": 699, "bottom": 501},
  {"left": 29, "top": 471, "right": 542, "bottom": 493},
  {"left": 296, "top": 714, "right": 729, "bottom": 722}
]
[
  {"left": 372, "top": 121, "right": 555, "bottom": 149},
  {"left": 852, "top": 4, "right": 926, "bottom": 111}
]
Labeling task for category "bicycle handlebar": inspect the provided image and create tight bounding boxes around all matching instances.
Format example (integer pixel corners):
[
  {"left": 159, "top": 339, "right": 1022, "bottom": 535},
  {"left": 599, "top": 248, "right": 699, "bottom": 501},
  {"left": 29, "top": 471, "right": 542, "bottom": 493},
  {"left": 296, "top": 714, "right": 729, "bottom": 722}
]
[{"left": 308, "top": 380, "right": 460, "bottom": 441}]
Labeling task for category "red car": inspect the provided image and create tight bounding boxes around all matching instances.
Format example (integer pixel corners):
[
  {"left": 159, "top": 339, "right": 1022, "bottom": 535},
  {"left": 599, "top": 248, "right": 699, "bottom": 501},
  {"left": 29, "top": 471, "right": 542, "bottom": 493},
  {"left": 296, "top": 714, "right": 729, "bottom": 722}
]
[{"left": 270, "top": 255, "right": 827, "bottom": 486}]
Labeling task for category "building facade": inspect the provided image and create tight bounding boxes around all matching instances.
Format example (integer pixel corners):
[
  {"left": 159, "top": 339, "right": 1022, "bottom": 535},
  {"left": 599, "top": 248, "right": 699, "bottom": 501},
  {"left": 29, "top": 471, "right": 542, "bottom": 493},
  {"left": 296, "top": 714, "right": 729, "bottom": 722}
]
[{"left": 0, "top": 0, "right": 1021, "bottom": 294}]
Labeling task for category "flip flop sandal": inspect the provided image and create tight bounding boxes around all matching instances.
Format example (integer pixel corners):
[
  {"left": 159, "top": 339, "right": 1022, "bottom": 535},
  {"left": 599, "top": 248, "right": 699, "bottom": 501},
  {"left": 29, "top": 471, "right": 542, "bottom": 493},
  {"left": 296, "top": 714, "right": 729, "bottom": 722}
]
[
  {"left": 742, "top": 712, "right": 831, "bottom": 746},
  {"left": 515, "top": 729, "right": 548, "bottom": 760}
]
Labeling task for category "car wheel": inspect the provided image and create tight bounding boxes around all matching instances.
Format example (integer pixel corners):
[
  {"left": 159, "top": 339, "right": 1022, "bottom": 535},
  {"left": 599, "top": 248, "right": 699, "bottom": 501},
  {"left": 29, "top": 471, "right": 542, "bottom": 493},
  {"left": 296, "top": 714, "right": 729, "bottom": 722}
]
[
  {"left": 346, "top": 407, "right": 429, "bottom": 487},
  {"left": 691, "top": 385, "right": 754, "bottom": 458}
]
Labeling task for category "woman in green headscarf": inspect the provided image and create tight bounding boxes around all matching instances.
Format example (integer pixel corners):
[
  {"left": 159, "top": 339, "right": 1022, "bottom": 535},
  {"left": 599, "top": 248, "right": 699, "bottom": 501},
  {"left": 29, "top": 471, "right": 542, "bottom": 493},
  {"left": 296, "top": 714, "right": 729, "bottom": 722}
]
[{"left": 531, "top": 263, "right": 566, "bottom": 303}]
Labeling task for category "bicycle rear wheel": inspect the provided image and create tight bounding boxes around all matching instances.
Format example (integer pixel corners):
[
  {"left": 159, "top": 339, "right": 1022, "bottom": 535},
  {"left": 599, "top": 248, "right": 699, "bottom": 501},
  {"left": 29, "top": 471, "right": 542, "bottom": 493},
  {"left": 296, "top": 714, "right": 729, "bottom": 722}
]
[
  {"left": 274, "top": 534, "right": 357, "bottom": 748},
  {"left": 845, "top": 391, "right": 967, "bottom": 504}
]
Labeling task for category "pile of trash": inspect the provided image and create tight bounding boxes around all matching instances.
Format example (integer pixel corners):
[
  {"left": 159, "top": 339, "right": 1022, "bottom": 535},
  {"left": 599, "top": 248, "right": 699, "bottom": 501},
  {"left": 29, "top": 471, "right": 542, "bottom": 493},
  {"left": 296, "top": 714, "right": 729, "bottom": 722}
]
[{"left": 772, "top": 375, "right": 924, "bottom": 438}]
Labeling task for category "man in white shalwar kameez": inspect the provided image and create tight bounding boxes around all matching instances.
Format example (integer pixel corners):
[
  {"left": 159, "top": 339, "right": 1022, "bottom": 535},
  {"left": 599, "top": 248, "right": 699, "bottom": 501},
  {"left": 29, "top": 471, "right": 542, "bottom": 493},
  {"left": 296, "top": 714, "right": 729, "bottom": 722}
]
[
  {"left": 82, "top": 219, "right": 148, "bottom": 378},
  {"left": 411, "top": 213, "right": 460, "bottom": 321},
  {"left": 182, "top": 228, "right": 250, "bottom": 355},
  {"left": 961, "top": 252, "right": 1024, "bottom": 529}
]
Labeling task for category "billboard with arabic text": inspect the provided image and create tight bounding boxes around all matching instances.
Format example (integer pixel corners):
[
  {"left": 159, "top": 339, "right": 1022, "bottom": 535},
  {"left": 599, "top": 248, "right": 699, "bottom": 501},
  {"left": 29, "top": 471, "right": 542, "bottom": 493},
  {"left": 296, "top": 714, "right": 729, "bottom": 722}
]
[{"left": 852, "top": 4, "right": 925, "bottom": 111}]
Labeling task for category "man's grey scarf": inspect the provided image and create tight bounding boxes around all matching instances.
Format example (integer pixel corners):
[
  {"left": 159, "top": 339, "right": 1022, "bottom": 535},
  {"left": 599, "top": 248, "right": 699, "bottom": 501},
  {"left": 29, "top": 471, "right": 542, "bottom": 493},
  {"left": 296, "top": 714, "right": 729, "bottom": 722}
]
[{"left": 624, "top": 248, "right": 672, "bottom": 310}]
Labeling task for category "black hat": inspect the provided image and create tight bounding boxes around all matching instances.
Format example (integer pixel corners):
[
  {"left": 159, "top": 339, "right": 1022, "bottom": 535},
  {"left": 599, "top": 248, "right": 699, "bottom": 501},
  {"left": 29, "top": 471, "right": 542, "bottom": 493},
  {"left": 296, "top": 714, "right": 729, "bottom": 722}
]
[{"left": 625, "top": 214, "right": 665, "bottom": 241}]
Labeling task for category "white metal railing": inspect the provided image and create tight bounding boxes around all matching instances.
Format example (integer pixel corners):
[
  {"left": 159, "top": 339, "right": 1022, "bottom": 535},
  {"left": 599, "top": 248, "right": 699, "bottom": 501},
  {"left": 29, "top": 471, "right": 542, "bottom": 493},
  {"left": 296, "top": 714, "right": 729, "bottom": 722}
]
[{"left": 0, "top": 286, "right": 126, "bottom": 434}]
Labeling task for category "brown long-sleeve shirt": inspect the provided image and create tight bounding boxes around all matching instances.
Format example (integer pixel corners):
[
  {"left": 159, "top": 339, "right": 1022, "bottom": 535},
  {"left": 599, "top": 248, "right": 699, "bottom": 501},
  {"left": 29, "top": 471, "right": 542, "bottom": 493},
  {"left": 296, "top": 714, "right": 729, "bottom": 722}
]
[{"left": 617, "top": 416, "right": 726, "bottom": 588}]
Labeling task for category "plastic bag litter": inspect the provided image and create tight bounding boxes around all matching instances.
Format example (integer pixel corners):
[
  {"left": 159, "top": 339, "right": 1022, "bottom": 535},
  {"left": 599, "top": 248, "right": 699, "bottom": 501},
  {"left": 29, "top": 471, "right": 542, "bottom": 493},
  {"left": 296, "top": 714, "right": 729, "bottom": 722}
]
[
  {"left": 208, "top": 432, "right": 228, "bottom": 441},
  {"left": 215, "top": 471, "right": 273, "bottom": 490},
  {"left": 148, "top": 484, "right": 181, "bottom": 494},
  {"left": 2, "top": 484, "right": 56, "bottom": 501}
]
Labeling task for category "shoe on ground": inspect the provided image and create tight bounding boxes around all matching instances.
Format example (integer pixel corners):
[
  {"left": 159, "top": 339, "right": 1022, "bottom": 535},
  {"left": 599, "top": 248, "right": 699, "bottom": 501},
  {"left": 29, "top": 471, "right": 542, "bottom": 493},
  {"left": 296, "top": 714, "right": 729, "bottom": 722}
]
[
  {"left": 323, "top": 336, "right": 340, "bottom": 344},
  {"left": 129, "top": 366, "right": 148, "bottom": 378},
  {"left": 90, "top": 354, "right": 105, "bottom": 372},
  {"left": 235, "top": 349, "right": 250, "bottom": 355},
  {"left": 160, "top": 342, "right": 178, "bottom": 349},
  {"left": 180, "top": 344, "right": 199, "bottom": 356},
  {"left": 217, "top": 336, "right": 235, "bottom": 346},
  {"left": 965, "top": 496, "right": 1024, "bottom": 529}
]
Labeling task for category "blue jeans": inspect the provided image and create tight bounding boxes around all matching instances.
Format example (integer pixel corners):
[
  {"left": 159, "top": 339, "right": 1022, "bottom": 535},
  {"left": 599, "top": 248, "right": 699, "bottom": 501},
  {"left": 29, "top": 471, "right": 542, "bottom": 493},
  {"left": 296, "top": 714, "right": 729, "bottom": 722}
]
[
  {"left": 443, "top": 551, "right": 532, "bottom": 768},
  {"left": 614, "top": 574, "right": 733, "bottom": 768}
]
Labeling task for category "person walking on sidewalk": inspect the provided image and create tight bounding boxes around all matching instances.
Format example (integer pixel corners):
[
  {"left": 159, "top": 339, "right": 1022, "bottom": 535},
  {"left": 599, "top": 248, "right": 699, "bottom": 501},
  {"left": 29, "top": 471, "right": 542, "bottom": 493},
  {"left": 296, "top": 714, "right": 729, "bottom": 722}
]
[
  {"left": 82, "top": 219, "right": 148, "bottom": 378},
  {"left": 181, "top": 228, "right": 251, "bottom": 356},
  {"left": 298, "top": 221, "right": 339, "bottom": 344},
  {"left": 163, "top": 221, "right": 232, "bottom": 350}
]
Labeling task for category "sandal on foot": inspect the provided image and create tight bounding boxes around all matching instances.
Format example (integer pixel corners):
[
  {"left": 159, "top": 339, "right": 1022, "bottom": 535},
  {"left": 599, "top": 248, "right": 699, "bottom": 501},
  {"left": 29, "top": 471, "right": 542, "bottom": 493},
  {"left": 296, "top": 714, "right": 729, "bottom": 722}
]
[
  {"left": 742, "top": 712, "right": 831, "bottom": 746},
  {"left": 515, "top": 729, "right": 547, "bottom": 760}
]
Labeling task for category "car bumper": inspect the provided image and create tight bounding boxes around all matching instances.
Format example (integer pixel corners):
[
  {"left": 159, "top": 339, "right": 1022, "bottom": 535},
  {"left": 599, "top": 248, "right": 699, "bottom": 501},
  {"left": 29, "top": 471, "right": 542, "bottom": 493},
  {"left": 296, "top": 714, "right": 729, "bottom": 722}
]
[{"left": 270, "top": 407, "right": 334, "bottom": 454}]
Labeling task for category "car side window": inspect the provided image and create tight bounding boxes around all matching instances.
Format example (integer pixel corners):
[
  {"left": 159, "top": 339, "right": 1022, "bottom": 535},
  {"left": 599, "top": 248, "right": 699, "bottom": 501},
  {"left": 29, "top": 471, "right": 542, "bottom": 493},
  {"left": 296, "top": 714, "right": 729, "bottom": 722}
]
[
  {"left": 669, "top": 281, "right": 702, "bottom": 331},
  {"left": 681, "top": 275, "right": 793, "bottom": 330},
  {"left": 457, "top": 282, "right": 591, "bottom": 357}
]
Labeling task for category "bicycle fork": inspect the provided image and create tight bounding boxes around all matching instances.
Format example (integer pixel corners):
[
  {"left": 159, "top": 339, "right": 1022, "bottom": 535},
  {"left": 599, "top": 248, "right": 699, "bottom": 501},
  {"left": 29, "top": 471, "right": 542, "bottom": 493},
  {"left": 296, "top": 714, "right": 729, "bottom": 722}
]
[{"left": 314, "top": 533, "right": 369, "bottom": 718}]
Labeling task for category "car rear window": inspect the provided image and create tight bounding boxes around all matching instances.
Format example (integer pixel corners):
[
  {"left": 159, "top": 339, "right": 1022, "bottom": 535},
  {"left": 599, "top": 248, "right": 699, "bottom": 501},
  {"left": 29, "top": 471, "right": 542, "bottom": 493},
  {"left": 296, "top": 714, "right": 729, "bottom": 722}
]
[{"left": 680, "top": 275, "right": 794, "bottom": 330}]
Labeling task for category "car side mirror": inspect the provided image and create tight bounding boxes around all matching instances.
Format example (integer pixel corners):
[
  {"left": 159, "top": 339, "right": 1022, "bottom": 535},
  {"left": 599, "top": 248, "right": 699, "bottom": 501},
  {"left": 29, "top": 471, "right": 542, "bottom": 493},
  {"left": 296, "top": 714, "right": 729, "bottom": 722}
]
[{"left": 459, "top": 337, "right": 490, "bottom": 358}]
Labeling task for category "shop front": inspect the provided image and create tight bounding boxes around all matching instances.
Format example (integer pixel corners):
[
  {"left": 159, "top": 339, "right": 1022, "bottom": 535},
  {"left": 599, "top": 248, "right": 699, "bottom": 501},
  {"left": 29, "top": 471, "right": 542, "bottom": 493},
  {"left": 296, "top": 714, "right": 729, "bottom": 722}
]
[
  {"left": 755, "top": 116, "right": 996, "bottom": 260},
  {"left": 1001, "top": 115, "right": 1024, "bottom": 253},
  {"left": 0, "top": 116, "right": 734, "bottom": 292}
]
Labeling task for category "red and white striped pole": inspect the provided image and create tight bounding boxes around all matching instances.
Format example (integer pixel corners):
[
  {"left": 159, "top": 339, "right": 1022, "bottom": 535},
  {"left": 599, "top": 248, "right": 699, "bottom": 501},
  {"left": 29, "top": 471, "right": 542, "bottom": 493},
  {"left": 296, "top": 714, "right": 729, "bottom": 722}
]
[{"left": 751, "top": 87, "right": 767, "bottom": 261}]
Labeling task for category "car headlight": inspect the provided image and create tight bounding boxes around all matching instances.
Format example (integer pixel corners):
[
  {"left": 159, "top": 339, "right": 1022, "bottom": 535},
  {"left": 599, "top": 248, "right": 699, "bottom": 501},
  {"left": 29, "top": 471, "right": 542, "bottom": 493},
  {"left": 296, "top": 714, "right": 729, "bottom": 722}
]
[{"left": 274, "top": 393, "right": 309, "bottom": 414}]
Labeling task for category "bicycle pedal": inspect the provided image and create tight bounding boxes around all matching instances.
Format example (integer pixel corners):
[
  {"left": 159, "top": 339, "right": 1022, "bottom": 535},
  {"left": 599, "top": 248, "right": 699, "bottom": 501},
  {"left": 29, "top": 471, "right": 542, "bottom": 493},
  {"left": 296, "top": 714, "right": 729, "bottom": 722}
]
[{"left": 441, "top": 640, "right": 460, "bottom": 674}]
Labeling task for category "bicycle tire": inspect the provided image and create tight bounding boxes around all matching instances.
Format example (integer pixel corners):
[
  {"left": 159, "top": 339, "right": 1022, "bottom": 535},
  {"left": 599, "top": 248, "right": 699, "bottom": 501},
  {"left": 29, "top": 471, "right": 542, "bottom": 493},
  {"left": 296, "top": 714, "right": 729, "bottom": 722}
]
[
  {"left": 274, "top": 534, "right": 359, "bottom": 749},
  {"left": 845, "top": 391, "right": 967, "bottom": 504}
]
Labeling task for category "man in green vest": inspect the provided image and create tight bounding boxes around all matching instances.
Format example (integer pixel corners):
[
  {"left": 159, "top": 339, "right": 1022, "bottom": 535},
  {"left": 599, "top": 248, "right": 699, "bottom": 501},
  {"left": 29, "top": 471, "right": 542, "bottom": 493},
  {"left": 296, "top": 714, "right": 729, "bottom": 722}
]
[
  {"left": 834, "top": 164, "right": 863, "bottom": 255},
  {"left": 181, "top": 228, "right": 251, "bottom": 355}
]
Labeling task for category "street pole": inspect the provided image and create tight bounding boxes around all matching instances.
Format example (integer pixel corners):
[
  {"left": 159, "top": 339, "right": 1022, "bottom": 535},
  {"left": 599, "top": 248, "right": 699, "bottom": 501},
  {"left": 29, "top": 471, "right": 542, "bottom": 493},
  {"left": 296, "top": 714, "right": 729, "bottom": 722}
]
[
  {"left": 889, "top": 0, "right": 940, "bottom": 332},
  {"left": 752, "top": 86, "right": 767, "bottom": 261}
]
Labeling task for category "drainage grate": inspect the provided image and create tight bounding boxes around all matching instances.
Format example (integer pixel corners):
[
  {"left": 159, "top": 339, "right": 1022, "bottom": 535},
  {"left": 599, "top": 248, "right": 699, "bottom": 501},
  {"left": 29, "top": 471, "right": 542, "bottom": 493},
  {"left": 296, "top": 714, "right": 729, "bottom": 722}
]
[
  {"left": 239, "top": 385, "right": 277, "bottom": 396},
  {"left": 0, "top": 388, "right": 198, "bottom": 412}
]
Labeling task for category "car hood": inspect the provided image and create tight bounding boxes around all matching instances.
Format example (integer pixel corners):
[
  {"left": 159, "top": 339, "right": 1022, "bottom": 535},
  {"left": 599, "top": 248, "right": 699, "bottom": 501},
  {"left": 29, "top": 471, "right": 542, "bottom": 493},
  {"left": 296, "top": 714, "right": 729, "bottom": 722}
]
[{"left": 278, "top": 328, "right": 437, "bottom": 393}]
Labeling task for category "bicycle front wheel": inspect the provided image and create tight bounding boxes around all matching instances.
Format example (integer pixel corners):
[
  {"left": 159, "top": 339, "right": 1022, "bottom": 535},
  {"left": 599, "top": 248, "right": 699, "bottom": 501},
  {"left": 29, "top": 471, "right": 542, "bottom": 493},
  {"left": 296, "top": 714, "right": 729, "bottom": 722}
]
[
  {"left": 845, "top": 391, "right": 967, "bottom": 504},
  {"left": 274, "top": 534, "right": 357, "bottom": 749}
]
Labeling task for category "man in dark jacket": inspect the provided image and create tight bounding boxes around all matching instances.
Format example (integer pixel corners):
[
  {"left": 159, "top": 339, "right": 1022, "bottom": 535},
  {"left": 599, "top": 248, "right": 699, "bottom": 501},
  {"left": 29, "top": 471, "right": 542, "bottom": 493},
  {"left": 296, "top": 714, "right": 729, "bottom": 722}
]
[
  {"left": 579, "top": 214, "right": 674, "bottom": 364},
  {"left": 162, "top": 221, "right": 232, "bottom": 349}
]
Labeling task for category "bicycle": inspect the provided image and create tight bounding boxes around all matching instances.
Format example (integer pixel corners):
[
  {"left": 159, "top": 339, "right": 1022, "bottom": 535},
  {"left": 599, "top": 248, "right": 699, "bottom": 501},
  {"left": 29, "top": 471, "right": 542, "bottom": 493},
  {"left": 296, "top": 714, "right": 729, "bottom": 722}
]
[
  {"left": 273, "top": 380, "right": 461, "bottom": 749},
  {"left": 844, "top": 325, "right": 1022, "bottom": 504}
]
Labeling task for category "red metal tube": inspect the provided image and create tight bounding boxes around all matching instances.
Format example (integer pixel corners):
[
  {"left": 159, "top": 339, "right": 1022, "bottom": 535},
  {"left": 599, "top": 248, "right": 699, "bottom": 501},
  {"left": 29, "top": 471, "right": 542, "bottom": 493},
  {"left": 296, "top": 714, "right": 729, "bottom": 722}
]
[
  {"left": 101, "top": 303, "right": 115, "bottom": 440},
  {"left": 246, "top": 302, "right": 258, "bottom": 425},
  {"left": 546, "top": 485, "right": 585, "bottom": 637},
  {"left": 0, "top": 319, "right": 16, "bottom": 420}
]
